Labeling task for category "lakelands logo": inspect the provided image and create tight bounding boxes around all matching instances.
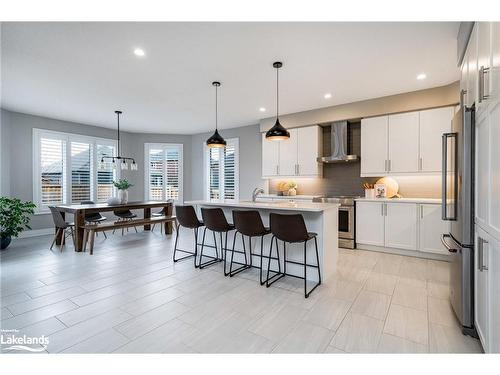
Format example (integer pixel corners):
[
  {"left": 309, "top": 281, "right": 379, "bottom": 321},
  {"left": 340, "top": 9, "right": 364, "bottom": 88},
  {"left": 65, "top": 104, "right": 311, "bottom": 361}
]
[{"left": 1, "top": 329, "right": 49, "bottom": 352}]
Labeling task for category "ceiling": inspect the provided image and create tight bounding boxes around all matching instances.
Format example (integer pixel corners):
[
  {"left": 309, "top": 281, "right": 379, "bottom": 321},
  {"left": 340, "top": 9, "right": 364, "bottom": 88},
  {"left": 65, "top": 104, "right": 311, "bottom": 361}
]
[{"left": 1, "top": 22, "right": 460, "bottom": 134}]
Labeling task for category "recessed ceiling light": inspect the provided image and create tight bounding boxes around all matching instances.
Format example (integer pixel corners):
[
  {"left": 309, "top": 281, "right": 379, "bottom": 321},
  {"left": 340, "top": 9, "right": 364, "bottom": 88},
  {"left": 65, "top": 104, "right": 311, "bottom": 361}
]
[
  {"left": 133, "top": 48, "right": 145, "bottom": 57},
  {"left": 324, "top": 93, "right": 332, "bottom": 99},
  {"left": 417, "top": 73, "right": 427, "bottom": 80},
  {"left": 259, "top": 107, "right": 266, "bottom": 112}
]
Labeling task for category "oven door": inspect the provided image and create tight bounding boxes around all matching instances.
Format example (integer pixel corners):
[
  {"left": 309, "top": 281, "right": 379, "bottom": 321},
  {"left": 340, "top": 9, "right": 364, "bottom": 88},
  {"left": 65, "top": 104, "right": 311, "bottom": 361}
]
[{"left": 338, "top": 206, "right": 354, "bottom": 239}]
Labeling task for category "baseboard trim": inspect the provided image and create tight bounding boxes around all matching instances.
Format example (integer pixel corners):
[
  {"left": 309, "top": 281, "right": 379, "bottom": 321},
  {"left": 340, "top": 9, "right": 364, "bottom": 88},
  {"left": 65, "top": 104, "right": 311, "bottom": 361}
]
[
  {"left": 356, "top": 244, "right": 451, "bottom": 262},
  {"left": 16, "top": 228, "right": 54, "bottom": 239}
]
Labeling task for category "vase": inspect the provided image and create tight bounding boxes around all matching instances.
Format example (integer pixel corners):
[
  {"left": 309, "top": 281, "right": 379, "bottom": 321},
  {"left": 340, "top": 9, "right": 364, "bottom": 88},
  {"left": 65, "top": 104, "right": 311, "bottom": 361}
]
[
  {"left": 1, "top": 235, "right": 12, "bottom": 250},
  {"left": 288, "top": 188, "right": 297, "bottom": 196},
  {"left": 118, "top": 189, "right": 129, "bottom": 204}
]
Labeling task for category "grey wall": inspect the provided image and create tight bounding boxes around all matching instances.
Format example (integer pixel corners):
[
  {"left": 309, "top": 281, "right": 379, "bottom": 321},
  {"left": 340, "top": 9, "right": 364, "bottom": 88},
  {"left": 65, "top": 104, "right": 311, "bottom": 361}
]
[
  {"left": 190, "top": 124, "right": 265, "bottom": 201},
  {"left": 0, "top": 109, "right": 262, "bottom": 230},
  {"left": 1, "top": 109, "right": 135, "bottom": 230}
]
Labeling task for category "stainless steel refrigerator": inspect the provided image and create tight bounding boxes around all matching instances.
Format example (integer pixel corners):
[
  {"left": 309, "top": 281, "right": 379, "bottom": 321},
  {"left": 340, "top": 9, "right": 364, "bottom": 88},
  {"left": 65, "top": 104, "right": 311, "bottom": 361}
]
[{"left": 441, "top": 99, "right": 476, "bottom": 337}]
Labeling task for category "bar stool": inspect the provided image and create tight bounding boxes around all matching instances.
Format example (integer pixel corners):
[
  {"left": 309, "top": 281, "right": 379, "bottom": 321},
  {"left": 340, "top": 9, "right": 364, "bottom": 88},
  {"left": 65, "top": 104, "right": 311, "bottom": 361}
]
[
  {"left": 199, "top": 208, "right": 235, "bottom": 273},
  {"left": 266, "top": 213, "right": 321, "bottom": 298},
  {"left": 230, "top": 210, "right": 271, "bottom": 284},
  {"left": 173, "top": 205, "right": 204, "bottom": 266}
]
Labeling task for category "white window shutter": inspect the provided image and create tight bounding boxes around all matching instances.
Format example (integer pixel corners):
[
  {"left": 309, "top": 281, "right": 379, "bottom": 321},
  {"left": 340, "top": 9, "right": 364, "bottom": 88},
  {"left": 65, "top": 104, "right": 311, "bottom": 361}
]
[{"left": 40, "top": 137, "right": 66, "bottom": 207}]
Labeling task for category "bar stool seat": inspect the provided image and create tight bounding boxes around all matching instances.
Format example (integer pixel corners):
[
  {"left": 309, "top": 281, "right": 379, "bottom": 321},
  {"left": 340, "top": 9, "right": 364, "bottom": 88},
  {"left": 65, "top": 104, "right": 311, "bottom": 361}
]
[
  {"left": 266, "top": 213, "right": 321, "bottom": 298},
  {"left": 199, "top": 208, "right": 235, "bottom": 273},
  {"left": 173, "top": 205, "right": 204, "bottom": 267},
  {"left": 229, "top": 210, "right": 271, "bottom": 284}
]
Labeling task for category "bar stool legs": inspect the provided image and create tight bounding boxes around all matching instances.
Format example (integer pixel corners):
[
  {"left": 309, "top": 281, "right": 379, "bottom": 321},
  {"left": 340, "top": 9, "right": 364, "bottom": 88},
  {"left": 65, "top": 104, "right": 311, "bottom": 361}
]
[
  {"left": 197, "top": 227, "right": 223, "bottom": 269},
  {"left": 172, "top": 223, "right": 199, "bottom": 267},
  {"left": 266, "top": 235, "right": 321, "bottom": 298},
  {"left": 228, "top": 232, "right": 267, "bottom": 285}
]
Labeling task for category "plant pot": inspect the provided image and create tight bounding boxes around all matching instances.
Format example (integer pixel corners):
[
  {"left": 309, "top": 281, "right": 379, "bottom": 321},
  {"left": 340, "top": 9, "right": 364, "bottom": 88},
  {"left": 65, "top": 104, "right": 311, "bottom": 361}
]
[
  {"left": 288, "top": 188, "right": 297, "bottom": 196},
  {"left": 118, "top": 189, "right": 129, "bottom": 204},
  {"left": 1, "top": 235, "right": 12, "bottom": 250}
]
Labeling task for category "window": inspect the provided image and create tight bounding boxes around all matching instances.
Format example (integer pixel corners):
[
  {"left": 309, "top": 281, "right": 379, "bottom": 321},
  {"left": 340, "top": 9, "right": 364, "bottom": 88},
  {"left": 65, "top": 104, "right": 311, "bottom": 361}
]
[
  {"left": 145, "top": 143, "right": 183, "bottom": 202},
  {"left": 33, "top": 129, "right": 118, "bottom": 212},
  {"left": 205, "top": 138, "right": 239, "bottom": 201}
]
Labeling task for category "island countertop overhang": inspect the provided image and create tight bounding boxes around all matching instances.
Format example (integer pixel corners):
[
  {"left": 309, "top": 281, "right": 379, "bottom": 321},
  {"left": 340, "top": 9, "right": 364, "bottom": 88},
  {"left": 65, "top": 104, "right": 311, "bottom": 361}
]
[{"left": 184, "top": 199, "right": 340, "bottom": 212}]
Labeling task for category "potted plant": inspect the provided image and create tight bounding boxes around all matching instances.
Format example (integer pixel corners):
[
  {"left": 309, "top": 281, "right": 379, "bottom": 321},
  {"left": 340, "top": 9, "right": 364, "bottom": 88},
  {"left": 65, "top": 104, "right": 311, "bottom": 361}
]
[
  {"left": 0, "top": 197, "right": 36, "bottom": 250},
  {"left": 113, "top": 179, "right": 133, "bottom": 204},
  {"left": 286, "top": 180, "right": 298, "bottom": 196}
]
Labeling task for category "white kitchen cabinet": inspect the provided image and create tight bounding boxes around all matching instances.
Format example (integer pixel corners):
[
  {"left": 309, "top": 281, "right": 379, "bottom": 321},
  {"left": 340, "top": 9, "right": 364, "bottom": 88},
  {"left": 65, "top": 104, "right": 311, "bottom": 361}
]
[
  {"left": 388, "top": 112, "right": 420, "bottom": 174},
  {"left": 356, "top": 201, "right": 385, "bottom": 247},
  {"left": 475, "top": 225, "right": 490, "bottom": 352},
  {"left": 297, "top": 126, "right": 321, "bottom": 176},
  {"left": 278, "top": 128, "right": 298, "bottom": 176},
  {"left": 261, "top": 133, "right": 280, "bottom": 177},
  {"left": 477, "top": 22, "right": 492, "bottom": 115},
  {"left": 261, "top": 125, "right": 322, "bottom": 178},
  {"left": 418, "top": 204, "right": 450, "bottom": 254},
  {"left": 361, "top": 108, "right": 453, "bottom": 177},
  {"left": 419, "top": 107, "right": 454, "bottom": 173},
  {"left": 489, "top": 100, "right": 500, "bottom": 239},
  {"left": 491, "top": 22, "right": 500, "bottom": 104},
  {"left": 467, "top": 25, "right": 478, "bottom": 108},
  {"left": 360, "top": 116, "right": 388, "bottom": 176},
  {"left": 384, "top": 203, "right": 418, "bottom": 250},
  {"left": 490, "top": 232, "right": 500, "bottom": 353},
  {"left": 475, "top": 112, "right": 490, "bottom": 229}
]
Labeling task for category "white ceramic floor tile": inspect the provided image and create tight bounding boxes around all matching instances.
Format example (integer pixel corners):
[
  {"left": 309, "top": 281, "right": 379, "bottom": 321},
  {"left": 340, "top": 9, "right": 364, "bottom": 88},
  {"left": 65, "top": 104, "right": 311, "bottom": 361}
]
[
  {"left": 392, "top": 283, "right": 428, "bottom": 311},
  {"left": 302, "top": 297, "right": 352, "bottom": 331},
  {"left": 377, "top": 333, "right": 428, "bottom": 353},
  {"left": 62, "top": 328, "right": 130, "bottom": 353},
  {"left": 272, "top": 321, "right": 334, "bottom": 353},
  {"left": 427, "top": 281, "right": 449, "bottom": 300},
  {"left": 429, "top": 323, "right": 482, "bottom": 353},
  {"left": 330, "top": 313, "right": 384, "bottom": 353},
  {"left": 350, "top": 290, "right": 391, "bottom": 320},
  {"left": 247, "top": 304, "right": 309, "bottom": 341},
  {"left": 383, "top": 304, "right": 428, "bottom": 345},
  {"left": 364, "top": 272, "right": 397, "bottom": 295},
  {"left": 428, "top": 296, "right": 458, "bottom": 327}
]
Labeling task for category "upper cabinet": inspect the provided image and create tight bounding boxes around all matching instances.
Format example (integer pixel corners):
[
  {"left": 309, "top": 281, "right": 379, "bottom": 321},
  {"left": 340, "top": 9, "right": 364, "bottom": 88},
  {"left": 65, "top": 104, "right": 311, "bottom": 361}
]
[
  {"left": 360, "top": 107, "right": 453, "bottom": 177},
  {"left": 261, "top": 125, "right": 322, "bottom": 178},
  {"left": 388, "top": 111, "right": 420, "bottom": 173},
  {"left": 360, "top": 116, "right": 388, "bottom": 176}
]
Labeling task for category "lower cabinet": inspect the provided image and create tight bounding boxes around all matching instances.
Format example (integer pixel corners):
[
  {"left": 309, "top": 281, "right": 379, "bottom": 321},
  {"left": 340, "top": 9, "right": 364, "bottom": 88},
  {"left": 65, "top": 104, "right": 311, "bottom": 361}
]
[
  {"left": 475, "top": 225, "right": 500, "bottom": 353},
  {"left": 356, "top": 201, "right": 450, "bottom": 255}
]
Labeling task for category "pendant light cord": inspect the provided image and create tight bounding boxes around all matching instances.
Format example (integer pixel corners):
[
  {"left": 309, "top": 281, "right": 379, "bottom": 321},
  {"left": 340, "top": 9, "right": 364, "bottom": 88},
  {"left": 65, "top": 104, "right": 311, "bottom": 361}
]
[
  {"left": 276, "top": 66, "right": 279, "bottom": 119},
  {"left": 215, "top": 84, "right": 218, "bottom": 131},
  {"left": 117, "top": 111, "right": 120, "bottom": 157}
]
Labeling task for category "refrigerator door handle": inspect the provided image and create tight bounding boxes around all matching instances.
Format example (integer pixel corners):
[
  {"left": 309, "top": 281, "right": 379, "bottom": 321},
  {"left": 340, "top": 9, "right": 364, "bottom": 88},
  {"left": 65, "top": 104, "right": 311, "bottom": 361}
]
[
  {"left": 441, "top": 233, "right": 458, "bottom": 253},
  {"left": 442, "top": 132, "right": 458, "bottom": 221}
]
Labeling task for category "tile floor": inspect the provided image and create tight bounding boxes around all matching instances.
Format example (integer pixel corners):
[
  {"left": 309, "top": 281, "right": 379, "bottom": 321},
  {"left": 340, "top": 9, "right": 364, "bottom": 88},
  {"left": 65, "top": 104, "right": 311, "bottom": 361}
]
[{"left": 0, "top": 230, "right": 482, "bottom": 353}]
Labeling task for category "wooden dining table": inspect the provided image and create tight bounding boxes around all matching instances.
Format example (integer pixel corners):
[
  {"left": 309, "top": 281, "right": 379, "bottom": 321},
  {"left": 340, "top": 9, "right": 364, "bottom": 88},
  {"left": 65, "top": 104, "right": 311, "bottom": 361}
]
[{"left": 54, "top": 201, "right": 173, "bottom": 252}]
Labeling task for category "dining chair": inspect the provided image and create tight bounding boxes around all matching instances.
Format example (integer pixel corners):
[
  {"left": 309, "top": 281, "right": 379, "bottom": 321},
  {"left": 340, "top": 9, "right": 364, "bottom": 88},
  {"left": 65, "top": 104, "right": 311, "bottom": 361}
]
[
  {"left": 81, "top": 200, "right": 107, "bottom": 239},
  {"left": 48, "top": 206, "right": 75, "bottom": 252}
]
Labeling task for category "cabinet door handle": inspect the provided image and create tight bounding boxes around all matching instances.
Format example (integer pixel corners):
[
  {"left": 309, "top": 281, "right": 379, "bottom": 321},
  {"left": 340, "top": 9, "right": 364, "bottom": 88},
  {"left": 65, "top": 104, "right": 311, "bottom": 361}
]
[
  {"left": 381, "top": 203, "right": 384, "bottom": 216},
  {"left": 384, "top": 160, "right": 388, "bottom": 172},
  {"left": 479, "top": 66, "right": 490, "bottom": 103},
  {"left": 297, "top": 164, "right": 299, "bottom": 175},
  {"left": 388, "top": 159, "right": 391, "bottom": 172},
  {"left": 479, "top": 237, "right": 489, "bottom": 271},
  {"left": 419, "top": 157, "right": 423, "bottom": 171},
  {"left": 420, "top": 205, "right": 424, "bottom": 219},
  {"left": 384, "top": 203, "right": 387, "bottom": 216}
]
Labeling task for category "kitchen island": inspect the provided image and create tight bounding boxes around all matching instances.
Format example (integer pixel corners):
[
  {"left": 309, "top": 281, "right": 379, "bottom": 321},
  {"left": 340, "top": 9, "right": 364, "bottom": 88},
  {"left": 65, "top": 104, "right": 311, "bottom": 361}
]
[{"left": 185, "top": 199, "right": 339, "bottom": 282}]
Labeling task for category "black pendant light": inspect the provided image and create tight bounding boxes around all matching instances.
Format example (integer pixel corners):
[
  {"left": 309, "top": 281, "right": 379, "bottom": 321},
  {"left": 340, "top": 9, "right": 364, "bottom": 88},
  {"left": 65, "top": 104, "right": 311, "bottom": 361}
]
[
  {"left": 100, "top": 110, "right": 138, "bottom": 170},
  {"left": 206, "top": 81, "right": 226, "bottom": 148},
  {"left": 265, "top": 61, "right": 290, "bottom": 141}
]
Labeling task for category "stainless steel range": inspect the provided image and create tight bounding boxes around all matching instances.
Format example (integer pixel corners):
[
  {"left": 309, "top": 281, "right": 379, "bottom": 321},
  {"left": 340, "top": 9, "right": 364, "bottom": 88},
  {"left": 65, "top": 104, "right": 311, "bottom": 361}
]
[{"left": 313, "top": 196, "right": 360, "bottom": 249}]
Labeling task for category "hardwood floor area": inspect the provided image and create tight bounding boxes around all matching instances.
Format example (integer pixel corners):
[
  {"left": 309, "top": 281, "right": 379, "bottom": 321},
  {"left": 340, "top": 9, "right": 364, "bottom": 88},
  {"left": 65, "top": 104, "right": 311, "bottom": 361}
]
[{"left": 0, "top": 230, "right": 482, "bottom": 353}]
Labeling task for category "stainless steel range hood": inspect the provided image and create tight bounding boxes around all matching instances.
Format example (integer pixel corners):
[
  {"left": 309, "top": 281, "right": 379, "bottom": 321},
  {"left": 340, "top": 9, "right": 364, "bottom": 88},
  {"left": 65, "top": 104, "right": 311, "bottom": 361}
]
[{"left": 317, "top": 121, "right": 359, "bottom": 163}]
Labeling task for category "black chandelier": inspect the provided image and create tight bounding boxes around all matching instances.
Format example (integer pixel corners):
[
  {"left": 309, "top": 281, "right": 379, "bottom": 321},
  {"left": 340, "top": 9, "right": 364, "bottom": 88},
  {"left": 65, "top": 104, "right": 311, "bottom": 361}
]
[
  {"left": 100, "top": 110, "right": 138, "bottom": 171},
  {"left": 206, "top": 81, "right": 226, "bottom": 148},
  {"left": 265, "top": 61, "right": 290, "bottom": 141}
]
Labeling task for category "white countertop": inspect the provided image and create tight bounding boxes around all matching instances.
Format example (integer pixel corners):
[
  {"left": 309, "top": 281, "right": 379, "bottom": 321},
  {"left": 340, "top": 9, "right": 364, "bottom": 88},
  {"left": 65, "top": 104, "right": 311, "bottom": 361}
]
[
  {"left": 355, "top": 197, "right": 442, "bottom": 204},
  {"left": 185, "top": 199, "right": 339, "bottom": 212},
  {"left": 258, "top": 194, "right": 317, "bottom": 200}
]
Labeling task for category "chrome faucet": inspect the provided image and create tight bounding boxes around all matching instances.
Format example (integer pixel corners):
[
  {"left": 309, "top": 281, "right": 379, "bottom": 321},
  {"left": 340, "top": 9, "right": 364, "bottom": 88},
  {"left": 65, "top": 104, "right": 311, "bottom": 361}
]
[{"left": 252, "top": 188, "right": 265, "bottom": 202}]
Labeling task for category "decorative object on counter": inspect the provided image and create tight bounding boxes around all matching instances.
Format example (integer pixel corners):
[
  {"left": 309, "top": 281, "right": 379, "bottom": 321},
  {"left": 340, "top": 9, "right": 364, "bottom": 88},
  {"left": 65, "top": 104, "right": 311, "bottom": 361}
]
[
  {"left": 0, "top": 197, "right": 36, "bottom": 250},
  {"left": 206, "top": 81, "right": 226, "bottom": 148},
  {"left": 277, "top": 180, "right": 298, "bottom": 196},
  {"left": 106, "top": 197, "right": 121, "bottom": 205},
  {"left": 363, "top": 183, "right": 375, "bottom": 199},
  {"left": 265, "top": 61, "right": 290, "bottom": 141},
  {"left": 374, "top": 183, "right": 387, "bottom": 198},
  {"left": 113, "top": 179, "right": 134, "bottom": 204},
  {"left": 376, "top": 176, "right": 399, "bottom": 198},
  {"left": 100, "top": 111, "right": 138, "bottom": 171}
]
